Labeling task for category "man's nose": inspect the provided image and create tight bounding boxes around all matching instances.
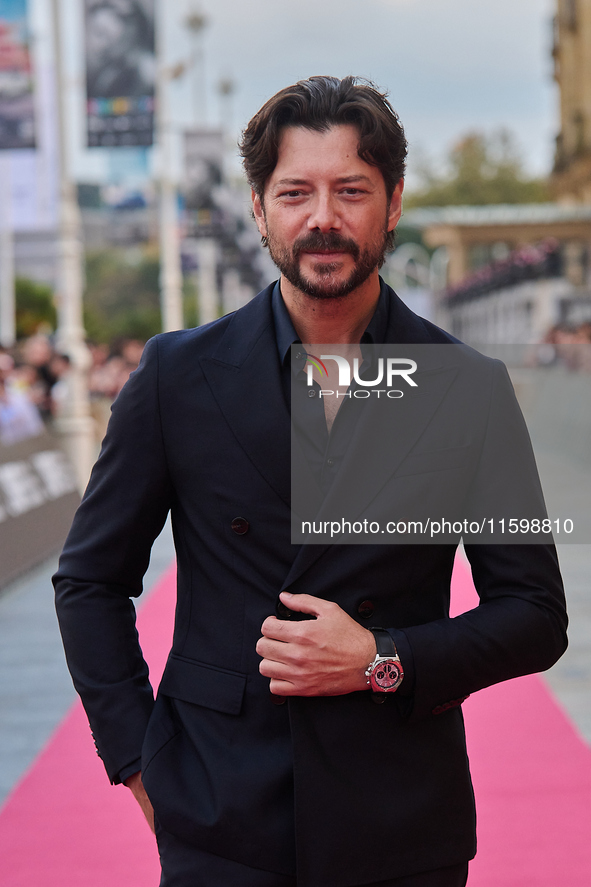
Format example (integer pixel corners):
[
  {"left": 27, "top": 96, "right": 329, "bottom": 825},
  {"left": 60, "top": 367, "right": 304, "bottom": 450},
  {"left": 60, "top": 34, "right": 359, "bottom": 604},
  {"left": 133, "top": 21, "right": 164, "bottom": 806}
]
[{"left": 307, "top": 194, "right": 340, "bottom": 231}]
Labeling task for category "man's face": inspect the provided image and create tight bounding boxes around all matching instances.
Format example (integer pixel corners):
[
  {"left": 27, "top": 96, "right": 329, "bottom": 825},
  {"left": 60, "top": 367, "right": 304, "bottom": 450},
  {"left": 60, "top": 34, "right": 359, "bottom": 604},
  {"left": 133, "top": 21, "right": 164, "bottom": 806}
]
[{"left": 252, "top": 124, "right": 403, "bottom": 299}]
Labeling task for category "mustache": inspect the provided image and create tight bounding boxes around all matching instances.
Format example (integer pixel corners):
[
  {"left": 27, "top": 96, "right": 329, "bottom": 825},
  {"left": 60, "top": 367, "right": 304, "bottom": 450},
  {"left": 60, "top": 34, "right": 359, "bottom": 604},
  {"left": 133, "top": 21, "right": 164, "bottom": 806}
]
[{"left": 293, "top": 232, "right": 360, "bottom": 260}]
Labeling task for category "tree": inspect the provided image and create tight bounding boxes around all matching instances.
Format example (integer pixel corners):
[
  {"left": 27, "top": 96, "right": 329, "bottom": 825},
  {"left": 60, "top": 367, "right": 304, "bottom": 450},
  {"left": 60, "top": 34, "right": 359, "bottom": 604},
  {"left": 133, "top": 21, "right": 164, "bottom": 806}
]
[
  {"left": 83, "top": 248, "right": 162, "bottom": 344},
  {"left": 15, "top": 278, "right": 57, "bottom": 338},
  {"left": 405, "top": 129, "right": 550, "bottom": 208}
]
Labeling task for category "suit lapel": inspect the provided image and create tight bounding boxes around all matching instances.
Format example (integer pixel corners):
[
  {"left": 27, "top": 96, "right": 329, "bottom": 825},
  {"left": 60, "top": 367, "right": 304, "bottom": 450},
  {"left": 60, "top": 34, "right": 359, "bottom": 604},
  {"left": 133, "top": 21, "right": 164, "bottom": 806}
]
[
  {"left": 313, "top": 359, "right": 458, "bottom": 520},
  {"left": 200, "top": 285, "right": 294, "bottom": 508},
  {"left": 282, "top": 286, "right": 456, "bottom": 591},
  {"left": 201, "top": 282, "right": 460, "bottom": 591}
]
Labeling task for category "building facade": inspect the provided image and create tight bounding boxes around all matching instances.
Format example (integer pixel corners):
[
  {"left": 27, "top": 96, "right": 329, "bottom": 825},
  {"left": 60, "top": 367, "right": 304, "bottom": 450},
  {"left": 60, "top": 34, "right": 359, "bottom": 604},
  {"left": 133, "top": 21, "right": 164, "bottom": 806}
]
[
  {"left": 401, "top": 205, "right": 591, "bottom": 344},
  {"left": 553, "top": 0, "right": 591, "bottom": 201}
]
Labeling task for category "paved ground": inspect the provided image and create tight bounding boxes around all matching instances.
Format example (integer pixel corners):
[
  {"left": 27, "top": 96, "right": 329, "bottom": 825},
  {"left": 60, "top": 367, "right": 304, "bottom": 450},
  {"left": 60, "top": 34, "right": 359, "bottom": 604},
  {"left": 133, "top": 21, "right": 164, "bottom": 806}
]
[
  {"left": 532, "top": 445, "right": 591, "bottom": 745},
  {"left": 543, "top": 542, "right": 591, "bottom": 743},
  {"left": 0, "top": 444, "right": 589, "bottom": 810},
  {"left": 0, "top": 519, "right": 175, "bottom": 809}
]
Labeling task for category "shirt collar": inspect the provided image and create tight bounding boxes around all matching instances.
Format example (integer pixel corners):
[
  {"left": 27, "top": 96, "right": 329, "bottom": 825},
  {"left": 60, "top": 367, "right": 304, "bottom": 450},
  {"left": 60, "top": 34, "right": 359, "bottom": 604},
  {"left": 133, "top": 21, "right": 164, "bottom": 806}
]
[
  {"left": 272, "top": 281, "right": 299, "bottom": 366},
  {"left": 272, "top": 278, "right": 391, "bottom": 367}
]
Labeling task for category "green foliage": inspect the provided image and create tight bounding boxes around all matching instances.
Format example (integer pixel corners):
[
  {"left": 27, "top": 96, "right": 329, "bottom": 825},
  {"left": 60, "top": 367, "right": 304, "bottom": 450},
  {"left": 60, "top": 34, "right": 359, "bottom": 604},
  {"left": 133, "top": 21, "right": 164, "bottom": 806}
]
[
  {"left": 405, "top": 130, "right": 550, "bottom": 208},
  {"left": 83, "top": 248, "right": 162, "bottom": 344},
  {"left": 392, "top": 224, "right": 429, "bottom": 249},
  {"left": 15, "top": 277, "right": 56, "bottom": 339},
  {"left": 182, "top": 276, "right": 199, "bottom": 329}
]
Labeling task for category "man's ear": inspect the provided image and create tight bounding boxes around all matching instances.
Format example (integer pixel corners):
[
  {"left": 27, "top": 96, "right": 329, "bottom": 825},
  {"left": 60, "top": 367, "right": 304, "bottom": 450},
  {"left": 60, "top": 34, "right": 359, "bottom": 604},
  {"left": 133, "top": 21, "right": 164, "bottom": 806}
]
[
  {"left": 252, "top": 189, "right": 268, "bottom": 238},
  {"left": 387, "top": 178, "right": 404, "bottom": 233}
]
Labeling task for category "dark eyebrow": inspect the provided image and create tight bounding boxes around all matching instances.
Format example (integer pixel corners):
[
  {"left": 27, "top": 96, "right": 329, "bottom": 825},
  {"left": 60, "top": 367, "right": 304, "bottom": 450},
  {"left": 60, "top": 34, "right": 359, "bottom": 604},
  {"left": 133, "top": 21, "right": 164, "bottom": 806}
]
[
  {"left": 272, "top": 179, "right": 309, "bottom": 188},
  {"left": 335, "top": 176, "right": 374, "bottom": 185},
  {"left": 272, "top": 175, "right": 374, "bottom": 188}
]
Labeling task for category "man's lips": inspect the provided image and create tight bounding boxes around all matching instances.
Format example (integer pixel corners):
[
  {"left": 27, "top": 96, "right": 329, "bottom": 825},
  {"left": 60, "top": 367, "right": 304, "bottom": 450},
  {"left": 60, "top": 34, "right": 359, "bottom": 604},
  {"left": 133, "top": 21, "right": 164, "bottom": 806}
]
[{"left": 301, "top": 250, "right": 351, "bottom": 259}]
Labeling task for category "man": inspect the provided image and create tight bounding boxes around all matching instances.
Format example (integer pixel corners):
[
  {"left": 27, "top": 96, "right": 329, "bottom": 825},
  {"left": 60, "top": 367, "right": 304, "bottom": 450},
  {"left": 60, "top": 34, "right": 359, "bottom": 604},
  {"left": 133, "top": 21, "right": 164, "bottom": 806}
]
[{"left": 54, "top": 76, "right": 567, "bottom": 887}]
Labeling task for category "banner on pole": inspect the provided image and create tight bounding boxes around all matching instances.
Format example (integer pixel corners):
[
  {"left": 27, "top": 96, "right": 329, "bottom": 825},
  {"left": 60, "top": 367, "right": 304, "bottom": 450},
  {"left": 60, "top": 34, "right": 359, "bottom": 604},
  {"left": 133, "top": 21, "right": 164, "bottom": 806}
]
[
  {"left": 84, "top": 0, "right": 156, "bottom": 148},
  {"left": 0, "top": 0, "right": 36, "bottom": 150}
]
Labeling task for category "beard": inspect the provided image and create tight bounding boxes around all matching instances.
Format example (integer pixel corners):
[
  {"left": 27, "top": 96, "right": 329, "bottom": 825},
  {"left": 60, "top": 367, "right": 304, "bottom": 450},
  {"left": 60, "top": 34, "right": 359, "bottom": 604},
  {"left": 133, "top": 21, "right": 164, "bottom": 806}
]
[{"left": 266, "top": 228, "right": 389, "bottom": 300}]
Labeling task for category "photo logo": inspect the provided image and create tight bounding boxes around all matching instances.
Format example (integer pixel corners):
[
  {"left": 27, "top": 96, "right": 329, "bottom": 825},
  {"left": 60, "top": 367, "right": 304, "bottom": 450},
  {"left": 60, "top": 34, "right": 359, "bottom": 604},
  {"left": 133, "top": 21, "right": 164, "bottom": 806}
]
[
  {"left": 304, "top": 353, "right": 328, "bottom": 379},
  {"left": 306, "top": 354, "right": 418, "bottom": 388}
]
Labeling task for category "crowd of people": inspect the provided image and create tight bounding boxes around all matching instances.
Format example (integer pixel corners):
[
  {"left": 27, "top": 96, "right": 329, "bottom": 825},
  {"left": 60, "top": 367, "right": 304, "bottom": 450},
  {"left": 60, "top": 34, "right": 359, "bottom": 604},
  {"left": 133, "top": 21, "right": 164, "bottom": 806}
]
[
  {"left": 0, "top": 334, "right": 146, "bottom": 448},
  {"left": 446, "top": 239, "right": 562, "bottom": 305},
  {"left": 536, "top": 320, "right": 591, "bottom": 371}
]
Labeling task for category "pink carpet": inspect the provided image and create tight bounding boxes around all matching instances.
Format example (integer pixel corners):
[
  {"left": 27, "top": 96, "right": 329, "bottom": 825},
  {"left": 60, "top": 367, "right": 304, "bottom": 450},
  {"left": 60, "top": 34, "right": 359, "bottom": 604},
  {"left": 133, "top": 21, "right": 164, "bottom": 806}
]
[
  {"left": 451, "top": 556, "right": 591, "bottom": 886},
  {"left": 0, "top": 556, "right": 590, "bottom": 885},
  {"left": 0, "top": 563, "right": 177, "bottom": 887}
]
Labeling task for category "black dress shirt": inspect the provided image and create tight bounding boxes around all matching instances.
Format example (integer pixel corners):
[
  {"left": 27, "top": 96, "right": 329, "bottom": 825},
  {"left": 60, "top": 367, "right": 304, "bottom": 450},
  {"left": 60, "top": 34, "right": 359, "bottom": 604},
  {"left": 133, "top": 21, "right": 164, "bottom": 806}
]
[{"left": 272, "top": 280, "right": 391, "bottom": 494}]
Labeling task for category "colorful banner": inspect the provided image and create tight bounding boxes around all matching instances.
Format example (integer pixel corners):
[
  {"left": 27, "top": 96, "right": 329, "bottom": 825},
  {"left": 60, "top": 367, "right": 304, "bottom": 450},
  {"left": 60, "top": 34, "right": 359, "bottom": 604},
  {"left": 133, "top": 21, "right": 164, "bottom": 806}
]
[
  {"left": 84, "top": 0, "right": 155, "bottom": 148},
  {"left": 0, "top": 0, "right": 35, "bottom": 150}
]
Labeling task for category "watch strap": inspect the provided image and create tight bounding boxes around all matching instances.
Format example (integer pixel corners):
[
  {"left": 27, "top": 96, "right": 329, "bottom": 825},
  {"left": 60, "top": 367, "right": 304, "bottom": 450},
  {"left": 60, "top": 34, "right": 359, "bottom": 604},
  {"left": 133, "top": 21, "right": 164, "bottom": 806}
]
[{"left": 369, "top": 627, "right": 396, "bottom": 657}]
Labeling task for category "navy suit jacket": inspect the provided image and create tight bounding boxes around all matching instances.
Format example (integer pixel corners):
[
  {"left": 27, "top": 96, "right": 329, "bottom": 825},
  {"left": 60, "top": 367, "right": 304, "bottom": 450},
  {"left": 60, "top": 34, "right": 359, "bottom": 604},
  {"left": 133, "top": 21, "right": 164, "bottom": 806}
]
[{"left": 54, "top": 282, "right": 567, "bottom": 886}]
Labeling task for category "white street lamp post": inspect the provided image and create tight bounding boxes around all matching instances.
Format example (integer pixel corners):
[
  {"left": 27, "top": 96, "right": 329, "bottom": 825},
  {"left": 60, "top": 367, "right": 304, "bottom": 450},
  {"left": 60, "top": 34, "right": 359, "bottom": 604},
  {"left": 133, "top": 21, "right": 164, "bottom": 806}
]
[
  {"left": 50, "top": 0, "right": 95, "bottom": 492},
  {"left": 156, "top": 4, "right": 184, "bottom": 333},
  {"left": 0, "top": 155, "right": 15, "bottom": 348},
  {"left": 185, "top": 8, "right": 208, "bottom": 126}
]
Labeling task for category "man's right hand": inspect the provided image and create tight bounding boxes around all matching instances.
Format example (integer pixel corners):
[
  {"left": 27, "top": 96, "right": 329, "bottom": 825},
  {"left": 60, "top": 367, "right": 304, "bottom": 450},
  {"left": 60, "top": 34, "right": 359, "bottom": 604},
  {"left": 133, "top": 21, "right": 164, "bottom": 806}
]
[{"left": 124, "top": 771, "right": 156, "bottom": 834}]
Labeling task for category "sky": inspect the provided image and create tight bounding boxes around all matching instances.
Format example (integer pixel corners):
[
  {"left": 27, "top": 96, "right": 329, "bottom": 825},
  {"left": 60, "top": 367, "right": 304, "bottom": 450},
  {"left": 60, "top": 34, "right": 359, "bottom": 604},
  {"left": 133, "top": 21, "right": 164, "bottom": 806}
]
[
  {"left": 0, "top": 0, "right": 27, "bottom": 21},
  {"left": 37, "top": 0, "right": 559, "bottom": 186}
]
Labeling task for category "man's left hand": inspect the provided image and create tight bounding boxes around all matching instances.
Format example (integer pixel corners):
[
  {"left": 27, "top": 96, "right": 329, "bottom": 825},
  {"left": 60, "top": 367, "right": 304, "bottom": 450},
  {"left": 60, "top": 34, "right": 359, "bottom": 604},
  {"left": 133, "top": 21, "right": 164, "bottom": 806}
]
[{"left": 256, "top": 592, "right": 376, "bottom": 696}]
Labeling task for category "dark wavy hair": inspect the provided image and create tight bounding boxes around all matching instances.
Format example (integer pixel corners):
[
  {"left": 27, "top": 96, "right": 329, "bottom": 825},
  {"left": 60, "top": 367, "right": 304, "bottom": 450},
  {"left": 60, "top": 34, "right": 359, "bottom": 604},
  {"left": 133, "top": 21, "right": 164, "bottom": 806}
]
[{"left": 240, "top": 75, "right": 407, "bottom": 201}]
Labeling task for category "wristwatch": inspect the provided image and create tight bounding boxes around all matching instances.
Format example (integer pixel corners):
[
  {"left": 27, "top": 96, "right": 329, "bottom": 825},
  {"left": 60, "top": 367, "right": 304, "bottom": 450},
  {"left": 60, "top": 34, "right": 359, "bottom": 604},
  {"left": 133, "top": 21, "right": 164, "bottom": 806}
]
[{"left": 365, "top": 628, "right": 404, "bottom": 693}]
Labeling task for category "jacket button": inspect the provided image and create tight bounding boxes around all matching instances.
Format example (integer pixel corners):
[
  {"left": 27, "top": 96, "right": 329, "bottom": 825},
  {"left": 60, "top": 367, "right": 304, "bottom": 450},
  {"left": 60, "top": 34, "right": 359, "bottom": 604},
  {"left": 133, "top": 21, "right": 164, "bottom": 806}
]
[
  {"left": 357, "top": 600, "right": 374, "bottom": 619},
  {"left": 371, "top": 692, "right": 387, "bottom": 704},
  {"left": 270, "top": 693, "right": 286, "bottom": 705},
  {"left": 276, "top": 600, "right": 292, "bottom": 619},
  {"left": 231, "top": 517, "right": 249, "bottom": 535}
]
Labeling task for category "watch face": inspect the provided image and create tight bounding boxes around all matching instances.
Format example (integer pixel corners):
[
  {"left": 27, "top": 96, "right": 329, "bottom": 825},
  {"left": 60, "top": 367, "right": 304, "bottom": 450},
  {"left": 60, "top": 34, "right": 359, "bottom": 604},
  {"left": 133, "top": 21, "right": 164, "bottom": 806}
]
[{"left": 372, "top": 659, "right": 403, "bottom": 691}]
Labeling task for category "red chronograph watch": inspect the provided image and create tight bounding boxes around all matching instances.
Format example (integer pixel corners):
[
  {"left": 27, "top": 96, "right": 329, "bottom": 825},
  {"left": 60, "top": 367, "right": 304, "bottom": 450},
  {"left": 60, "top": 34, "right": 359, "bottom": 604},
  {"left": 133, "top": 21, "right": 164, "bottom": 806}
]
[{"left": 364, "top": 627, "right": 404, "bottom": 693}]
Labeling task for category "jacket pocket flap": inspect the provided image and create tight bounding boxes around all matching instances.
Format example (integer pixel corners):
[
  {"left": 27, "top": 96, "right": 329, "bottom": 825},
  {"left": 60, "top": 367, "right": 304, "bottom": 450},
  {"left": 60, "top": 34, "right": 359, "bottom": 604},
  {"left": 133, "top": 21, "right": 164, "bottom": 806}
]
[{"left": 159, "top": 655, "right": 247, "bottom": 715}]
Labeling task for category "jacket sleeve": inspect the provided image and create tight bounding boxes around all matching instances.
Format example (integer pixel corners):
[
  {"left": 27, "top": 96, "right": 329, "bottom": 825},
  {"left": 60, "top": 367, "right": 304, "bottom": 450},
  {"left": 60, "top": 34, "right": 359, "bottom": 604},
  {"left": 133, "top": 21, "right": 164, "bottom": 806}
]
[
  {"left": 53, "top": 336, "right": 173, "bottom": 782},
  {"left": 393, "top": 359, "right": 568, "bottom": 721}
]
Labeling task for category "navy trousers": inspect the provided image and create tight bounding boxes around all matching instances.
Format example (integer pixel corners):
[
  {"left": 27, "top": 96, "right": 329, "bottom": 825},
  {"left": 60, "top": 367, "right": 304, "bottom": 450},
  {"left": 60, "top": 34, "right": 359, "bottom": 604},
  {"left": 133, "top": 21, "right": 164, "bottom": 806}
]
[{"left": 156, "top": 826, "right": 469, "bottom": 887}]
